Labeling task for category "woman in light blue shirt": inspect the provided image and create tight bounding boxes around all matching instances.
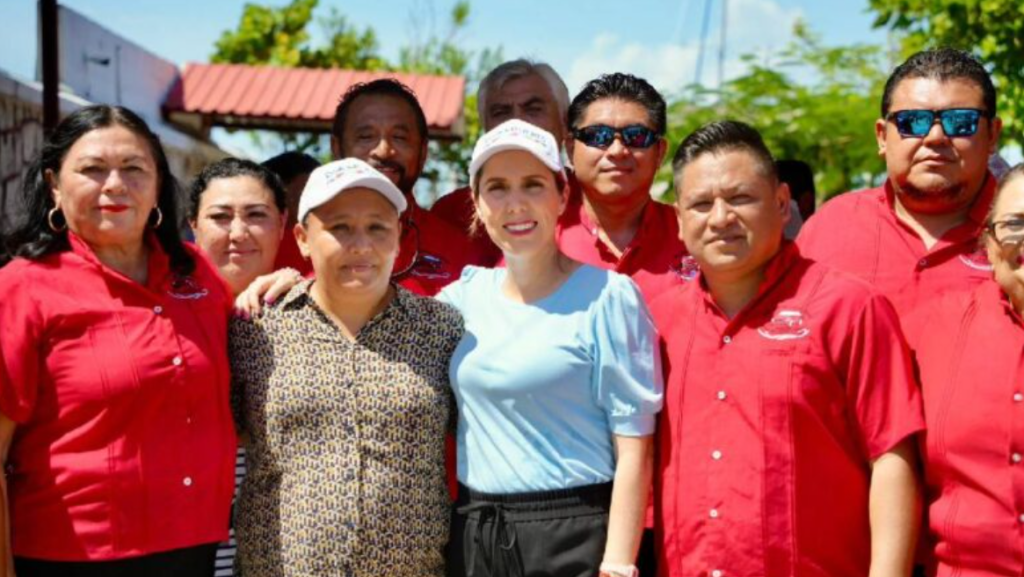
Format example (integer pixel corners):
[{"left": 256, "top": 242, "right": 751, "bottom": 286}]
[{"left": 440, "top": 119, "right": 663, "bottom": 577}]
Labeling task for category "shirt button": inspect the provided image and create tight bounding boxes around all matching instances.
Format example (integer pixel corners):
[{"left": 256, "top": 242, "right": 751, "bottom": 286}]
[
  {"left": 172, "top": 356, "right": 182, "bottom": 366},
  {"left": 183, "top": 476, "right": 193, "bottom": 487},
  {"left": 153, "top": 305, "right": 163, "bottom": 314},
  {"left": 1019, "top": 513, "right": 1024, "bottom": 524},
  {"left": 1014, "top": 392, "right": 1024, "bottom": 403},
  {"left": 716, "top": 391, "right": 727, "bottom": 401},
  {"left": 918, "top": 258, "right": 928, "bottom": 267},
  {"left": 1013, "top": 453, "right": 1023, "bottom": 464},
  {"left": 712, "top": 571, "right": 723, "bottom": 577},
  {"left": 711, "top": 450, "right": 723, "bottom": 460},
  {"left": 185, "top": 416, "right": 192, "bottom": 425},
  {"left": 709, "top": 508, "right": 719, "bottom": 519},
  {"left": 722, "top": 336, "right": 732, "bottom": 344}
]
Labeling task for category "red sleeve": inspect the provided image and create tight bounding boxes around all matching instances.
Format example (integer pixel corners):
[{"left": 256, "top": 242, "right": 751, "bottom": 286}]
[
  {"left": 838, "top": 292, "right": 925, "bottom": 460},
  {"left": 0, "top": 263, "right": 45, "bottom": 423}
]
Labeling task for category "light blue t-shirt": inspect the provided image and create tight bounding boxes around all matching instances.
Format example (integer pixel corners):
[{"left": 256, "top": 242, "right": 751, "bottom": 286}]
[{"left": 438, "top": 264, "right": 664, "bottom": 494}]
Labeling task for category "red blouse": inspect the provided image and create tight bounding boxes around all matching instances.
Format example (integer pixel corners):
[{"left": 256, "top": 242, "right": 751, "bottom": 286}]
[
  {"left": 0, "top": 233, "right": 237, "bottom": 561},
  {"left": 904, "top": 282, "right": 1024, "bottom": 576}
]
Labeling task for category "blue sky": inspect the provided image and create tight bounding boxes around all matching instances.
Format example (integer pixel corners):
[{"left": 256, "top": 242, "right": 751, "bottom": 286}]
[
  {"left": 1, "top": 0, "right": 890, "bottom": 94},
  {"left": 0, "top": 0, "right": 901, "bottom": 161}
]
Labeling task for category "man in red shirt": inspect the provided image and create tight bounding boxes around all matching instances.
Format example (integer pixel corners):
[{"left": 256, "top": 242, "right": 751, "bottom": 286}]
[
  {"left": 653, "top": 120, "right": 924, "bottom": 577},
  {"left": 797, "top": 48, "right": 1003, "bottom": 316},
  {"left": 328, "top": 78, "right": 485, "bottom": 296},
  {"left": 431, "top": 59, "right": 571, "bottom": 265},
  {"left": 563, "top": 73, "right": 687, "bottom": 304}
]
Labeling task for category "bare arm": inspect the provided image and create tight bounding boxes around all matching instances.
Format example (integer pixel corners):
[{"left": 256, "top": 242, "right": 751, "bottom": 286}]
[
  {"left": 0, "top": 415, "right": 16, "bottom": 577},
  {"left": 868, "top": 438, "right": 921, "bottom": 577},
  {"left": 602, "top": 434, "right": 653, "bottom": 568}
]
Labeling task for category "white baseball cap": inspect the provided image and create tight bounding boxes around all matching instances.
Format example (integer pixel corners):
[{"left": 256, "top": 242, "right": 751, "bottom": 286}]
[
  {"left": 469, "top": 119, "right": 564, "bottom": 189},
  {"left": 297, "top": 158, "right": 407, "bottom": 223}
]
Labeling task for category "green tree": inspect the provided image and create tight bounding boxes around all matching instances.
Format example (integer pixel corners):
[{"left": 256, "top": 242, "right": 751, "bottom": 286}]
[
  {"left": 664, "top": 23, "right": 888, "bottom": 202},
  {"left": 868, "top": 0, "right": 1024, "bottom": 151}
]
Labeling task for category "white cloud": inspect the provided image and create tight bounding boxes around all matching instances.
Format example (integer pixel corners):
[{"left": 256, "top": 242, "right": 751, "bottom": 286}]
[{"left": 566, "top": 0, "right": 803, "bottom": 95}]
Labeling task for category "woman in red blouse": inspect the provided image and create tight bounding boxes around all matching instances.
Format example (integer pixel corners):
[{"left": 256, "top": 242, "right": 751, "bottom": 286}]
[{"left": 0, "top": 105, "right": 236, "bottom": 577}]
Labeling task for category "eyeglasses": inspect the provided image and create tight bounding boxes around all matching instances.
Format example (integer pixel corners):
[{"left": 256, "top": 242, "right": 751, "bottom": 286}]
[
  {"left": 988, "top": 217, "right": 1024, "bottom": 246},
  {"left": 572, "top": 124, "right": 660, "bottom": 149},
  {"left": 887, "top": 108, "right": 987, "bottom": 138}
]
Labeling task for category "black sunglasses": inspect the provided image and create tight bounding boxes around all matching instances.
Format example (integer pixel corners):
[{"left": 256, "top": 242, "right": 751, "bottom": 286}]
[
  {"left": 887, "top": 108, "right": 988, "bottom": 138},
  {"left": 572, "top": 124, "right": 660, "bottom": 149}
]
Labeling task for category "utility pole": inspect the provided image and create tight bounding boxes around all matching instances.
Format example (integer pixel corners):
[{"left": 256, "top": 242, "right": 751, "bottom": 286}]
[
  {"left": 718, "top": 0, "right": 729, "bottom": 91},
  {"left": 694, "top": 0, "right": 714, "bottom": 86},
  {"left": 39, "top": 0, "right": 59, "bottom": 136}
]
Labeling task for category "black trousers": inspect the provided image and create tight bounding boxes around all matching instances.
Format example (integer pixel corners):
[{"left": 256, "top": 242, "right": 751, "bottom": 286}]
[
  {"left": 448, "top": 482, "right": 613, "bottom": 577},
  {"left": 15, "top": 543, "right": 219, "bottom": 577}
]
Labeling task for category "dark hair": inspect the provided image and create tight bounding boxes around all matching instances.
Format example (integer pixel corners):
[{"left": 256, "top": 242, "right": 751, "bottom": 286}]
[
  {"left": 1, "top": 105, "right": 194, "bottom": 275},
  {"left": 568, "top": 73, "right": 667, "bottom": 135},
  {"left": 881, "top": 48, "right": 997, "bottom": 118},
  {"left": 261, "top": 151, "right": 320, "bottom": 186},
  {"left": 187, "top": 158, "right": 287, "bottom": 221},
  {"left": 672, "top": 120, "right": 777, "bottom": 179},
  {"left": 331, "top": 79, "right": 429, "bottom": 143},
  {"left": 776, "top": 159, "right": 816, "bottom": 197}
]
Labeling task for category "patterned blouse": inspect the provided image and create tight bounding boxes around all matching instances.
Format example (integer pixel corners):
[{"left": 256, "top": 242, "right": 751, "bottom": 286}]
[{"left": 229, "top": 281, "right": 463, "bottom": 577}]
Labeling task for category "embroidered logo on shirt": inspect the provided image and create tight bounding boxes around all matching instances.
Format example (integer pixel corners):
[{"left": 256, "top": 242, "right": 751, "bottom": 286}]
[
  {"left": 671, "top": 254, "right": 700, "bottom": 281},
  {"left": 167, "top": 276, "right": 209, "bottom": 300},
  {"left": 959, "top": 247, "right": 993, "bottom": 271},
  {"left": 757, "top": 309, "right": 810, "bottom": 340},
  {"left": 410, "top": 254, "right": 451, "bottom": 280}
]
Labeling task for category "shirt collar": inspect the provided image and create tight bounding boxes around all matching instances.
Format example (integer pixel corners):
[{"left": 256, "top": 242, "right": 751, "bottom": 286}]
[
  {"left": 883, "top": 171, "right": 997, "bottom": 234},
  {"left": 67, "top": 230, "right": 171, "bottom": 290},
  {"left": 696, "top": 240, "right": 803, "bottom": 313},
  {"left": 280, "top": 278, "right": 412, "bottom": 321}
]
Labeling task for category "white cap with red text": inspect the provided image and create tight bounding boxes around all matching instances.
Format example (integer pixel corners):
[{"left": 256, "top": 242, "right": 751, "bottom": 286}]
[
  {"left": 469, "top": 119, "right": 564, "bottom": 189},
  {"left": 297, "top": 158, "right": 407, "bottom": 223}
]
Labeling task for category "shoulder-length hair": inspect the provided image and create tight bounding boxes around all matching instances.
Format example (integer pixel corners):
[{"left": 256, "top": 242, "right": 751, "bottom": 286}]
[{"left": 1, "top": 105, "right": 194, "bottom": 275}]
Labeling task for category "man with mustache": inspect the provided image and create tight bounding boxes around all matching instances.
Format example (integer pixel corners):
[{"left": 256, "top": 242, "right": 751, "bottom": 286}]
[
  {"left": 330, "top": 79, "right": 486, "bottom": 296},
  {"left": 797, "top": 48, "right": 1003, "bottom": 317}
]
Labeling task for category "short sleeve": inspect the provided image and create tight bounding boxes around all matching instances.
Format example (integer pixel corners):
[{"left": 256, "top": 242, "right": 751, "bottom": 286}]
[
  {"left": 0, "top": 266, "right": 44, "bottom": 423},
  {"left": 838, "top": 292, "right": 925, "bottom": 460},
  {"left": 591, "top": 274, "right": 664, "bottom": 436}
]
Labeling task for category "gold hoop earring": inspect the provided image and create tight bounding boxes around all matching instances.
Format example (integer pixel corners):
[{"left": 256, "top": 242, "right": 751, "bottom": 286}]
[
  {"left": 150, "top": 207, "right": 163, "bottom": 229},
  {"left": 47, "top": 207, "right": 67, "bottom": 233}
]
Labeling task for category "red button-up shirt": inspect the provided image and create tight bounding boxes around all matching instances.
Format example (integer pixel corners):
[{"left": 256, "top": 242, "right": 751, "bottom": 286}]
[
  {"left": 395, "top": 202, "right": 489, "bottom": 296},
  {"left": 273, "top": 231, "right": 313, "bottom": 277},
  {"left": 796, "top": 175, "right": 996, "bottom": 317},
  {"left": 558, "top": 188, "right": 687, "bottom": 305},
  {"left": 0, "top": 234, "right": 237, "bottom": 561},
  {"left": 903, "top": 281, "right": 1024, "bottom": 577},
  {"left": 650, "top": 243, "right": 924, "bottom": 577}
]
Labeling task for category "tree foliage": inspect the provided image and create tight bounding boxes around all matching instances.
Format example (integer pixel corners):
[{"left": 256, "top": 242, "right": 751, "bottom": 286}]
[
  {"left": 868, "top": 0, "right": 1024, "bottom": 151},
  {"left": 663, "top": 23, "right": 888, "bottom": 202}
]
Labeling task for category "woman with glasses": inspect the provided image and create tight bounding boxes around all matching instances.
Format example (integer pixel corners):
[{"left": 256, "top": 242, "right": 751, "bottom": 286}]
[
  {"left": 441, "top": 120, "right": 662, "bottom": 577},
  {"left": 903, "top": 163, "right": 1024, "bottom": 576}
]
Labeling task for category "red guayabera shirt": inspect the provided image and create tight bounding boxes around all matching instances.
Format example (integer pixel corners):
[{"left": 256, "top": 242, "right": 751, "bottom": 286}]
[
  {"left": 797, "top": 175, "right": 996, "bottom": 317},
  {"left": 904, "top": 281, "right": 1024, "bottom": 577},
  {"left": 650, "top": 243, "right": 924, "bottom": 577},
  {"left": 558, "top": 188, "right": 687, "bottom": 305},
  {"left": 0, "top": 234, "right": 236, "bottom": 560}
]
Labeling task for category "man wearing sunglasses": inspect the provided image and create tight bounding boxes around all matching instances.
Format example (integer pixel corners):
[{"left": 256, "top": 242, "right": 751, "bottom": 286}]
[
  {"left": 797, "top": 48, "right": 1003, "bottom": 317},
  {"left": 562, "top": 73, "right": 687, "bottom": 305}
]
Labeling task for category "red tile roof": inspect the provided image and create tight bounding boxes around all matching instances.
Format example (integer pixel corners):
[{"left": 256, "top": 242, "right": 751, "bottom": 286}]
[{"left": 163, "top": 63, "right": 466, "bottom": 140}]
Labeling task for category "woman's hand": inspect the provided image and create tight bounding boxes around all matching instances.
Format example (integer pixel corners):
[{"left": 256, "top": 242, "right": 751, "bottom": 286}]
[{"left": 234, "top": 268, "right": 305, "bottom": 317}]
